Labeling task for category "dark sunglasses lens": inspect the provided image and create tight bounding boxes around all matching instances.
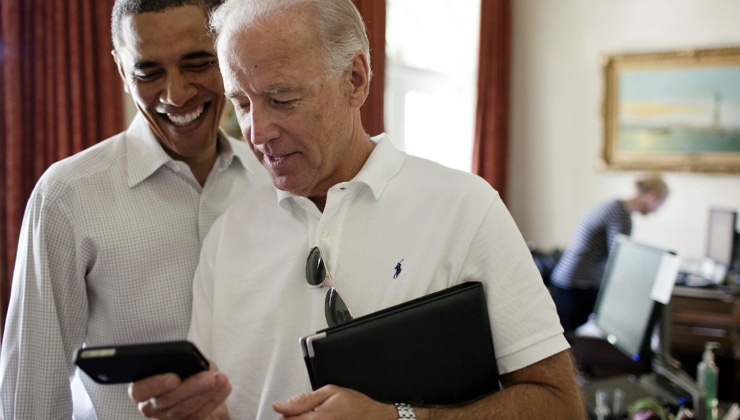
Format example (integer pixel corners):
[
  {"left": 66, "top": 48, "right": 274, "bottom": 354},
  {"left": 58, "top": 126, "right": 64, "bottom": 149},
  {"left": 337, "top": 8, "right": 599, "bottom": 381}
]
[
  {"left": 325, "top": 287, "right": 353, "bottom": 327},
  {"left": 306, "top": 247, "right": 326, "bottom": 286}
]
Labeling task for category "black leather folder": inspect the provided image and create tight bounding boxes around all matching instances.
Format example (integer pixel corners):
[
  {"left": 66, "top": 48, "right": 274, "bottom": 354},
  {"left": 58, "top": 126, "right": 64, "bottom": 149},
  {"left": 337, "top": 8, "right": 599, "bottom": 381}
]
[{"left": 299, "top": 281, "right": 500, "bottom": 406}]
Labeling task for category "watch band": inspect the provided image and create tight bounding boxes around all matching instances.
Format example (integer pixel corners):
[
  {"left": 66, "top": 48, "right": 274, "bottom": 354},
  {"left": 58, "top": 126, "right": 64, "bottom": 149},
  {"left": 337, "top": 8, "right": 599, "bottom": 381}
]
[{"left": 394, "top": 402, "right": 417, "bottom": 419}]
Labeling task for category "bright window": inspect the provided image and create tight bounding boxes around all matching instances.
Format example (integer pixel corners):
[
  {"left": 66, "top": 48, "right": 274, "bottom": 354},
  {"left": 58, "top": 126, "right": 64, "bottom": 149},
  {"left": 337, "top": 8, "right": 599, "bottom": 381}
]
[{"left": 384, "top": 0, "right": 481, "bottom": 172}]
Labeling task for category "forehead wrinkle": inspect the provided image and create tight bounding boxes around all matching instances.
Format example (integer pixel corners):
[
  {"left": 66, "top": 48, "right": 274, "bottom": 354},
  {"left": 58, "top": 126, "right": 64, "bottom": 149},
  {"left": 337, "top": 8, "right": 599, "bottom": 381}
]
[
  {"left": 221, "top": 55, "right": 303, "bottom": 99},
  {"left": 218, "top": 22, "right": 322, "bottom": 100},
  {"left": 183, "top": 50, "right": 217, "bottom": 61}
]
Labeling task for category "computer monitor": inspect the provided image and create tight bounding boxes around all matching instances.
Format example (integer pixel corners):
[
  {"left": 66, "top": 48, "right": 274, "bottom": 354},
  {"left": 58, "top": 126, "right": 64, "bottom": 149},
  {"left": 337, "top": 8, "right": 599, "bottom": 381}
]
[
  {"left": 705, "top": 207, "right": 738, "bottom": 269},
  {"left": 592, "top": 235, "right": 672, "bottom": 363},
  {"left": 589, "top": 236, "right": 705, "bottom": 416}
]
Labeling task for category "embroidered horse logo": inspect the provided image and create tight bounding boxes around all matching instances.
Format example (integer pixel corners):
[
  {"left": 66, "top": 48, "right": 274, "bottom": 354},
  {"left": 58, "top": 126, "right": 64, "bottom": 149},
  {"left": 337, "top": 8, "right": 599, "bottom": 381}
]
[{"left": 393, "top": 259, "right": 404, "bottom": 279}]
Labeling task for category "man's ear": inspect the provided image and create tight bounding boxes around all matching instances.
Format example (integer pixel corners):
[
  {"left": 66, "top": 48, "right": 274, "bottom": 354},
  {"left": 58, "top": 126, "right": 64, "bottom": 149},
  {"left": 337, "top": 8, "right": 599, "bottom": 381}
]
[
  {"left": 347, "top": 52, "right": 370, "bottom": 108},
  {"left": 111, "top": 50, "right": 130, "bottom": 94}
]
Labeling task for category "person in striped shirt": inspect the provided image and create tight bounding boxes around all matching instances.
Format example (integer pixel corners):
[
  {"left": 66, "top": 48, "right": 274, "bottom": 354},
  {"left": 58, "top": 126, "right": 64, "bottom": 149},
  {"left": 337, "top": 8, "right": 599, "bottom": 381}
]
[{"left": 550, "top": 174, "right": 669, "bottom": 334}]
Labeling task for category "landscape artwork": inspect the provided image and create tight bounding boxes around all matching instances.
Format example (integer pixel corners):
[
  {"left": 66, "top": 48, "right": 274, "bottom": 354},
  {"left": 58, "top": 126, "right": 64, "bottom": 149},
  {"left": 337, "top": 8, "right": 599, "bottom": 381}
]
[{"left": 601, "top": 47, "right": 740, "bottom": 173}]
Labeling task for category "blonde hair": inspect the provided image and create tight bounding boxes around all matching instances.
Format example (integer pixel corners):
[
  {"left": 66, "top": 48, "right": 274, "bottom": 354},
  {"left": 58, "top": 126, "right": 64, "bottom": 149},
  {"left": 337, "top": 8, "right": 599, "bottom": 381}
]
[{"left": 635, "top": 174, "right": 669, "bottom": 200}]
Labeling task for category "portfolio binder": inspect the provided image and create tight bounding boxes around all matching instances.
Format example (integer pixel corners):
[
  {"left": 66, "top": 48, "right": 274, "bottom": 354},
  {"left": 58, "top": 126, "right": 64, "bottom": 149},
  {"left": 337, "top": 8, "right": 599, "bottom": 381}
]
[{"left": 300, "top": 281, "right": 500, "bottom": 405}]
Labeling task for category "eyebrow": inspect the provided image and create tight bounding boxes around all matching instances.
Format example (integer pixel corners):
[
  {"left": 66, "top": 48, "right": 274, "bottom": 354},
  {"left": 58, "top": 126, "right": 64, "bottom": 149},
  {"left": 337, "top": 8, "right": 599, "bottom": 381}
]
[
  {"left": 225, "top": 85, "right": 301, "bottom": 101},
  {"left": 265, "top": 85, "right": 298, "bottom": 94},
  {"left": 133, "top": 50, "right": 216, "bottom": 71}
]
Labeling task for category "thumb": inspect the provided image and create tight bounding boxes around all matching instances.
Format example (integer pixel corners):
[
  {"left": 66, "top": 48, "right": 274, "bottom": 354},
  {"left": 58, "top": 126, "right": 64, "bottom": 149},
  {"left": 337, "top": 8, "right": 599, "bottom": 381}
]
[{"left": 273, "top": 386, "right": 334, "bottom": 416}]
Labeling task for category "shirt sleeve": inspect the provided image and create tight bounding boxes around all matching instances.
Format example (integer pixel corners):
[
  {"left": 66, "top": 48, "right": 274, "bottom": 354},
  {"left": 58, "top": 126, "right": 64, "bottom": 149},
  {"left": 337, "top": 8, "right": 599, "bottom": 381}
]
[
  {"left": 605, "top": 204, "right": 632, "bottom": 253},
  {"left": 0, "top": 181, "right": 89, "bottom": 420},
  {"left": 459, "top": 193, "right": 569, "bottom": 375}
]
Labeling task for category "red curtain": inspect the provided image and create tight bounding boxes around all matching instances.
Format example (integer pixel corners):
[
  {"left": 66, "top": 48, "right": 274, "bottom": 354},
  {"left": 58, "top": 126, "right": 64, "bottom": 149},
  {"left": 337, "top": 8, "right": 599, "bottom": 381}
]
[
  {"left": 472, "top": 0, "right": 511, "bottom": 202},
  {"left": 0, "top": 0, "right": 124, "bottom": 330},
  {"left": 352, "top": 0, "right": 385, "bottom": 137}
]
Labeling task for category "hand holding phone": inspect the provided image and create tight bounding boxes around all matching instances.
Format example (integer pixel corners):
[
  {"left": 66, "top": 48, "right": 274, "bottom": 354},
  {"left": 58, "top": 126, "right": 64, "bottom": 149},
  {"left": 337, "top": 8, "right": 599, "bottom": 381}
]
[{"left": 74, "top": 340, "right": 210, "bottom": 384}]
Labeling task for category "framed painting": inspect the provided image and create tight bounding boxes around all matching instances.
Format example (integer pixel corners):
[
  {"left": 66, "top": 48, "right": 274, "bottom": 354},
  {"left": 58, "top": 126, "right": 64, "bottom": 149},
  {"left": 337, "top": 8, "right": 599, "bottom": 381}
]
[{"left": 600, "top": 47, "right": 740, "bottom": 173}]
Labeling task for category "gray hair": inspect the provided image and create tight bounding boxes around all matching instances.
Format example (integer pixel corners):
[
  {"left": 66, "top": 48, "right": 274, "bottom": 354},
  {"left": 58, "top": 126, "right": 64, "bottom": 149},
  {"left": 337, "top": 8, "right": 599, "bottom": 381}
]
[
  {"left": 210, "top": 0, "right": 372, "bottom": 79},
  {"left": 111, "top": 0, "right": 224, "bottom": 52}
]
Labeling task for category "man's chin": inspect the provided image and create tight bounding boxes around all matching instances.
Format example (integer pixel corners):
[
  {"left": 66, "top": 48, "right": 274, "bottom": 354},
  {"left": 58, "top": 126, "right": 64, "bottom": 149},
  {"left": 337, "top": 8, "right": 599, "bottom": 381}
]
[
  {"left": 270, "top": 177, "right": 291, "bottom": 192},
  {"left": 270, "top": 176, "right": 309, "bottom": 196}
]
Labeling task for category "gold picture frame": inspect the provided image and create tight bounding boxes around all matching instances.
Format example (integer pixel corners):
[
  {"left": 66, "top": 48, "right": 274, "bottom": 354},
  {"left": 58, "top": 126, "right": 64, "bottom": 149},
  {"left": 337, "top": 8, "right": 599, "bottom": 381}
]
[{"left": 600, "top": 46, "right": 740, "bottom": 173}]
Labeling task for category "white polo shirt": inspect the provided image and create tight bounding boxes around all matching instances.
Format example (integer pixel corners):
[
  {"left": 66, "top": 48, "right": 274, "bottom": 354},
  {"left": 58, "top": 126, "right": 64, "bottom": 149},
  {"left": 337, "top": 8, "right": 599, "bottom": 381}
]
[{"left": 189, "top": 134, "right": 568, "bottom": 419}]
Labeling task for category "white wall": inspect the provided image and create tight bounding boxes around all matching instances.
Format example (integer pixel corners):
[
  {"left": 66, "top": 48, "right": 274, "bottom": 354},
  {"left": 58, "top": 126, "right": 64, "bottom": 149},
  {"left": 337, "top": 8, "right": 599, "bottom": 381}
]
[{"left": 509, "top": 0, "right": 740, "bottom": 260}]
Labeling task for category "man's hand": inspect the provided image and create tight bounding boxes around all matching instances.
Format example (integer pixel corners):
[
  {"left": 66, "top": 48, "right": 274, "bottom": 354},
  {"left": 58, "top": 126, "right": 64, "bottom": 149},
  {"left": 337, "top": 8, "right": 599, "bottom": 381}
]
[
  {"left": 273, "top": 385, "right": 396, "bottom": 419},
  {"left": 128, "top": 367, "right": 231, "bottom": 420}
]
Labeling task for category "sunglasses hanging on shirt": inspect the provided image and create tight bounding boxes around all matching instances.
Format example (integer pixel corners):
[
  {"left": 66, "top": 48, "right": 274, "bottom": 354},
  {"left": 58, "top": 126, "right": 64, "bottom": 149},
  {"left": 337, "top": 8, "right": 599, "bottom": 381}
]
[{"left": 305, "top": 246, "right": 353, "bottom": 327}]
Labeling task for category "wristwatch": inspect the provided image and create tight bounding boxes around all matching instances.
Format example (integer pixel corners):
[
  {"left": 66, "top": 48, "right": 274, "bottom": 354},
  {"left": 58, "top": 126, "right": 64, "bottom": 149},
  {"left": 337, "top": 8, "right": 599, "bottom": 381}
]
[{"left": 394, "top": 402, "right": 417, "bottom": 419}]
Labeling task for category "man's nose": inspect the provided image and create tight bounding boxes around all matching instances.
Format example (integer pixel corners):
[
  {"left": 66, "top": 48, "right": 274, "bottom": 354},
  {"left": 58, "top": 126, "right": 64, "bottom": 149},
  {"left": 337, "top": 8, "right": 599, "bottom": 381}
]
[
  {"left": 159, "top": 73, "right": 197, "bottom": 107},
  {"left": 249, "top": 106, "right": 280, "bottom": 146}
]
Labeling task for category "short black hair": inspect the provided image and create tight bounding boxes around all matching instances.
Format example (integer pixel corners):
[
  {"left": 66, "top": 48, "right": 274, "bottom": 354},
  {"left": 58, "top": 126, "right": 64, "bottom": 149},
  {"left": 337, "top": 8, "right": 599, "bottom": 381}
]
[{"left": 111, "top": 0, "right": 224, "bottom": 51}]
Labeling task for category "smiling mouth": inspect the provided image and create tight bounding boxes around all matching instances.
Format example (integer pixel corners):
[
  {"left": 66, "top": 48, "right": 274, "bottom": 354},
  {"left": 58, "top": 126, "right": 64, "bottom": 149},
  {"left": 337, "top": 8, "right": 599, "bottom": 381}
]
[
  {"left": 164, "top": 104, "right": 206, "bottom": 127},
  {"left": 263, "top": 151, "right": 297, "bottom": 166}
]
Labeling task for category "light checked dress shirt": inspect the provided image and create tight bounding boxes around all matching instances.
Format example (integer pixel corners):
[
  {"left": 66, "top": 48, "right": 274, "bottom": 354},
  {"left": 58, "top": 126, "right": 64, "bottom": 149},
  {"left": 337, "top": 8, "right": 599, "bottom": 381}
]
[{"left": 0, "top": 113, "right": 268, "bottom": 419}]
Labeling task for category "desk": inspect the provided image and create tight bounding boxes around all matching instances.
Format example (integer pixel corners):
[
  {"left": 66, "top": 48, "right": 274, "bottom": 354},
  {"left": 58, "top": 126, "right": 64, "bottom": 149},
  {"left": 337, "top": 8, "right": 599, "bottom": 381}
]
[
  {"left": 670, "top": 285, "right": 740, "bottom": 402},
  {"left": 582, "top": 375, "right": 737, "bottom": 420},
  {"left": 671, "top": 285, "right": 740, "bottom": 358},
  {"left": 582, "top": 375, "right": 653, "bottom": 419}
]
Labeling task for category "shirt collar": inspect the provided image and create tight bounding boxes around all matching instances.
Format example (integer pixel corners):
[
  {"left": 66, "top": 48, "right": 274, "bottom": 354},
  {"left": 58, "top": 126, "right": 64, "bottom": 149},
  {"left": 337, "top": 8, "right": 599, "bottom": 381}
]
[
  {"left": 125, "top": 113, "right": 249, "bottom": 188},
  {"left": 276, "top": 133, "right": 405, "bottom": 206}
]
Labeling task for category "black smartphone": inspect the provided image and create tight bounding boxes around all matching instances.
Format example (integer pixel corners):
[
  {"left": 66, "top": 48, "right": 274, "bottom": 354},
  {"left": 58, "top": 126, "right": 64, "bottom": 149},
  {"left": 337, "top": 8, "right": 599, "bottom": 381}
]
[{"left": 74, "top": 340, "right": 210, "bottom": 384}]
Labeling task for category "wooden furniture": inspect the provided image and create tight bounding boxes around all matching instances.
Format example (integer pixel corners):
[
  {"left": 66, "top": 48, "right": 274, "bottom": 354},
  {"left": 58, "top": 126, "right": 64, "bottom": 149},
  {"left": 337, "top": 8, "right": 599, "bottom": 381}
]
[{"left": 669, "top": 285, "right": 740, "bottom": 402}]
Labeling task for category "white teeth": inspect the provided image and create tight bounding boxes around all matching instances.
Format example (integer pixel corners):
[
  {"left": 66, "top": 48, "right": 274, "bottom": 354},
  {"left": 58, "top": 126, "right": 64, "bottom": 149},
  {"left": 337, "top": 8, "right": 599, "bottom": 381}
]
[{"left": 167, "top": 105, "right": 204, "bottom": 126}]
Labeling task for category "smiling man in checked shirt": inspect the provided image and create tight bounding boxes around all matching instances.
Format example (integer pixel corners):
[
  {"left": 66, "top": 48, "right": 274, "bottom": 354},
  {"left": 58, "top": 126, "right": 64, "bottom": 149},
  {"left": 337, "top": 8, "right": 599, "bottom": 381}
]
[{"left": 0, "top": 1, "right": 267, "bottom": 418}]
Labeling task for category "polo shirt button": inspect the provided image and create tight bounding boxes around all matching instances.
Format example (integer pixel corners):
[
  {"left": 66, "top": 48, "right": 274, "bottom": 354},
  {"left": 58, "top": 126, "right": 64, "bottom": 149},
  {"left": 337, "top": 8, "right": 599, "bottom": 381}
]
[
  {"left": 320, "top": 230, "right": 329, "bottom": 238},
  {"left": 173, "top": 165, "right": 181, "bottom": 173}
]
